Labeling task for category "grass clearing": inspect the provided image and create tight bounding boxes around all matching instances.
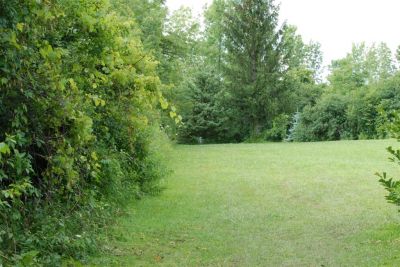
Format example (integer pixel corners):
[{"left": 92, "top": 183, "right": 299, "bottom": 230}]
[{"left": 91, "top": 140, "right": 400, "bottom": 266}]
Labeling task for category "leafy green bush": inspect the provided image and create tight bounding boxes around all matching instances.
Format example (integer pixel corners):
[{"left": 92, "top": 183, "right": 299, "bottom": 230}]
[
  {"left": 264, "top": 114, "right": 290, "bottom": 142},
  {"left": 0, "top": 0, "right": 169, "bottom": 264},
  {"left": 293, "top": 94, "right": 348, "bottom": 141},
  {"left": 378, "top": 112, "right": 400, "bottom": 209}
]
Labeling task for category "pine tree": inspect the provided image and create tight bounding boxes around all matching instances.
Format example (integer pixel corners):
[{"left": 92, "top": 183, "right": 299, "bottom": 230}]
[
  {"left": 179, "top": 71, "right": 224, "bottom": 143},
  {"left": 222, "top": 0, "right": 289, "bottom": 139},
  {"left": 286, "top": 111, "right": 301, "bottom": 141}
]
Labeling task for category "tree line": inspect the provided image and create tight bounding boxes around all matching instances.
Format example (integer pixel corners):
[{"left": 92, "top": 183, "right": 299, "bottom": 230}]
[{"left": 157, "top": 0, "right": 400, "bottom": 144}]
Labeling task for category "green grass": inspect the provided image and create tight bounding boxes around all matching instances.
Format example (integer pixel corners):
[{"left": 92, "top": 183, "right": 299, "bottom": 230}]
[{"left": 91, "top": 140, "right": 400, "bottom": 266}]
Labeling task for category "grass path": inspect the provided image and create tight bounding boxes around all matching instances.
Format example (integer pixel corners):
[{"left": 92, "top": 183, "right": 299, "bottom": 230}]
[{"left": 92, "top": 140, "right": 400, "bottom": 266}]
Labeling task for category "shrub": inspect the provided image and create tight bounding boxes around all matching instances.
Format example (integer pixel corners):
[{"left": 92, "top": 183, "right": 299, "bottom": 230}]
[
  {"left": 0, "top": 0, "right": 169, "bottom": 264},
  {"left": 292, "top": 94, "right": 348, "bottom": 141},
  {"left": 378, "top": 112, "right": 400, "bottom": 209},
  {"left": 264, "top": 114, "right": 290, "bottom": 142}
]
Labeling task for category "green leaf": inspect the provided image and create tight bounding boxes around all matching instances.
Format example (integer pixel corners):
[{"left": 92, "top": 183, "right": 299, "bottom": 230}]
[
  {"left": 0, "top": 78, "right": 8, "bottom": 85},
  {"left": 0, "top": 143, "right": 10, "bottom": 155},
  {"left": 94, "top": 98, "right": 101, "bottom": 107},
  {"left": 169, "top": 111, "right": 177, "bottom": 118},
  {"left": 68, "top": 78, "right": 78, "bottom": 91},
  {"left": 20, "top": 250, "right": 39, "bottom": 266},
  {"left": 159, "top": 98, "right": 169, "bottom": 110},
  {"left": 16, "top": 23, "right": 24, "bottom": 32}
]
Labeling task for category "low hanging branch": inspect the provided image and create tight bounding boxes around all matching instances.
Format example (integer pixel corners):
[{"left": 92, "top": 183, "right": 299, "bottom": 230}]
[
  {"left": 133, "top": 55, "right": 147, "bottom": 67},
  {"left": 0, "top": 251, "right": 10, "bottom": 262}
]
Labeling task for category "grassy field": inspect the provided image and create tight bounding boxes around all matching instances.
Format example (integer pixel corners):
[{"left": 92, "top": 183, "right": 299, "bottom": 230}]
[{"left": 91, "top": 140, "right": 400, "bottom": 266}]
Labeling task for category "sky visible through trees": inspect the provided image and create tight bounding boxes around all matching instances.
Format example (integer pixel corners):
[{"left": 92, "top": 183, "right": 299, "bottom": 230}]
[{"left": 167, "top": 0, "right": 400, "bottom": 73}]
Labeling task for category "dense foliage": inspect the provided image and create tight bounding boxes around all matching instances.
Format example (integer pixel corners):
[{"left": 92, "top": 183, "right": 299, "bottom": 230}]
[
  {"left": 176, "top": 0, "right": 324, "bottom": 143},
  {"left": 292, "top": 44, "right": 400, "bottom": 142},
  {"left": 166, "top": 1, "right": 400, "bottom": 144},
  {"left": 0, "top": 0, "right": 171, "bottom": 264}
]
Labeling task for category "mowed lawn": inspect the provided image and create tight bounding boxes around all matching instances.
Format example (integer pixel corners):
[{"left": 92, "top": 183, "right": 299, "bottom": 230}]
[{"left": 92, "top": 140, "right": 400, "bottom": 266}]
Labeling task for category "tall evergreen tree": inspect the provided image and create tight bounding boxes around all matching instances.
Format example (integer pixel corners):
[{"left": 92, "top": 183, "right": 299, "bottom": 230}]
[{"left": 222, "top": 0, "right": 289, "bottom": 139}]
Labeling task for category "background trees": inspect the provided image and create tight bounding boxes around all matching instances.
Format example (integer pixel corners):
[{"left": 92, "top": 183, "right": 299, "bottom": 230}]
[
  {"left": 180, "top": 0, "right": 324, "bottom": 143},
  {"left": 292, "top": 43, "right": 400, "bottom": 142}
]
